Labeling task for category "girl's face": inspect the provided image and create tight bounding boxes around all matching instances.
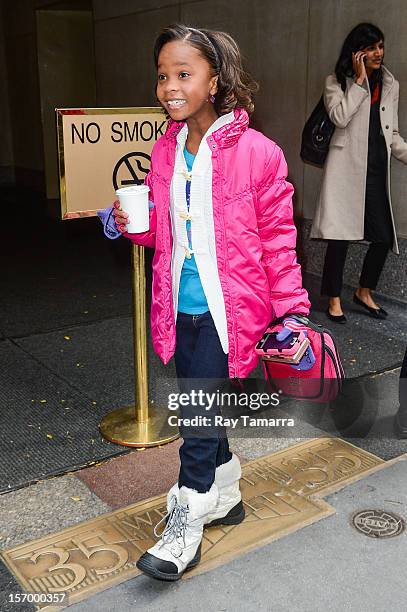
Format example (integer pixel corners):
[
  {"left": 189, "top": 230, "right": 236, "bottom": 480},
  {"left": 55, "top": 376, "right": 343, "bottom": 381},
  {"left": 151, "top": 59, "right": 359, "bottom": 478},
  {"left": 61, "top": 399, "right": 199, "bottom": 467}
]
[
  {"left": 360, "top": 39, "right": 384, "bottom": 71},
  {"left": 156, "top": 40, "right": 218, "bottom": 123}
]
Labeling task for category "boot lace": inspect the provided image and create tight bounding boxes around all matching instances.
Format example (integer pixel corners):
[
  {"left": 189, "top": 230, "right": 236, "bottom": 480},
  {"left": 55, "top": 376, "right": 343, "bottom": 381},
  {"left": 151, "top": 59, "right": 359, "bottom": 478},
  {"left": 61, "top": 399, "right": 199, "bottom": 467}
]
[{"left": 154, "top": 495, "right": 189, "bottom": 558}]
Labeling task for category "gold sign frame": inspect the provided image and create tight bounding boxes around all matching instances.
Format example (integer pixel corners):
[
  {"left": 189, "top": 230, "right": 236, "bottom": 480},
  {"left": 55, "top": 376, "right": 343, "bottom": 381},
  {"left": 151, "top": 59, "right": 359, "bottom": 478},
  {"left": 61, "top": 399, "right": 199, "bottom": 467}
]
[{"left": 56, "top": 107, "right": 166, "bottom": 219}]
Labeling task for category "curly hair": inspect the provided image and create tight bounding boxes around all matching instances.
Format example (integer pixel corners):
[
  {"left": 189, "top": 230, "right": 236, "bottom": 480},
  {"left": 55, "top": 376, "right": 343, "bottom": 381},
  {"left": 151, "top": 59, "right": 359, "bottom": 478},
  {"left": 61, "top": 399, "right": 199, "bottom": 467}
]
[
  {"left": 335, "top": 23, "right": 385, "bottom": 89},
  {"left": 153, "top": 24, "right": 258, "bottom": 115}
]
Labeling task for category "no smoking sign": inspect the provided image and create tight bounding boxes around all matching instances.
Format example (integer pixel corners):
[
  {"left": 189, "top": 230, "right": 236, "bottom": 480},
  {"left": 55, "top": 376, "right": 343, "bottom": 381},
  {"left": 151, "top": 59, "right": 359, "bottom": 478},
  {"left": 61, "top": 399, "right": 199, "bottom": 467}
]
[
  {"left": 57, "top": 108, "right": 166, "bottom": 219},
  {"left": 112, "top": 152, "right": 151, "bottom": 191}
]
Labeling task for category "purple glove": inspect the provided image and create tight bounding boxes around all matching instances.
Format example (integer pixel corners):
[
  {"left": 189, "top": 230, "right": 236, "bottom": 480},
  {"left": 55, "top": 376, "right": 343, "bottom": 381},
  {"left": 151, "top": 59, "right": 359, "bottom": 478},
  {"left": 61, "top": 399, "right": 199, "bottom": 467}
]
[
  {"left": 290, "top": 333, "right": 316, "bottom": 371},
  {"left": 97, "top": 206, "right": 122, "bottom": 240},
  {"left": 276, "top": 318, "right": 316, "bottom": 371}
]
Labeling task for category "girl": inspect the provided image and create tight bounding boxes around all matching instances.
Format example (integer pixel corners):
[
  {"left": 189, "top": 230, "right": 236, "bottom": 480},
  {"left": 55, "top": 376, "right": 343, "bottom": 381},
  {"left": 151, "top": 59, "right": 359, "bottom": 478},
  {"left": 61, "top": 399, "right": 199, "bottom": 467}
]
[
  {"left": 102, "top": 24, "right": 310, "bottom": 580},
  {"left": 311, "top": 23, "right": 407, "bottom": 323}
]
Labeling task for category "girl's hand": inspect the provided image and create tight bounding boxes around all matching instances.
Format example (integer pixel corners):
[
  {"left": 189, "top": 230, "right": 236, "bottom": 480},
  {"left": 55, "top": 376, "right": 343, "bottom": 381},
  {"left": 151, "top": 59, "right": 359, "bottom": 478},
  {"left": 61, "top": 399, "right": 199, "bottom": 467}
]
[
  {"left": 112, "top": 200, "right": 129, "bottom": 233},
  {"left": 352, "top": 51, "right": 367, "bottom": 85}
]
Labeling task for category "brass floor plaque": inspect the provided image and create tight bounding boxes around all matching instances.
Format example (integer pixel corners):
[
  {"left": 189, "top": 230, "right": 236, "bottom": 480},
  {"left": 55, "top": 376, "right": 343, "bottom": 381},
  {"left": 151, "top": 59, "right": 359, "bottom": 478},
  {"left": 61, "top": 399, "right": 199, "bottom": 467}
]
[
  {"left": 2, "top": 438, "right": 385, "bottom": 609},
  {"left": 239, "top": 437, "right": 385, "bottom": 500}
]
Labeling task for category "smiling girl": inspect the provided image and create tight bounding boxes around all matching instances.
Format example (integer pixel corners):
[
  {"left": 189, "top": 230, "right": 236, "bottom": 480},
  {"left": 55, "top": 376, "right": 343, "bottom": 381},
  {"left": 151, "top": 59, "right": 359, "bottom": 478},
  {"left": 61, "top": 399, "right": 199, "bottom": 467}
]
[{"left": 101, "top": 24, "right": 310, "bottom": 580}]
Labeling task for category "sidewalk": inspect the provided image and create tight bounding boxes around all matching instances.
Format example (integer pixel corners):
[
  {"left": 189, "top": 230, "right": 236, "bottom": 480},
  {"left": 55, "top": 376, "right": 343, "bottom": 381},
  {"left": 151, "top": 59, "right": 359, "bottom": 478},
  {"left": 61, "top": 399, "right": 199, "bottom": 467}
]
[
  {"left": 64, "top": 455, "right": 407, "bottom": 612},
  {"left": 0, "top": 185, "right": 406, "bottom": 611}
]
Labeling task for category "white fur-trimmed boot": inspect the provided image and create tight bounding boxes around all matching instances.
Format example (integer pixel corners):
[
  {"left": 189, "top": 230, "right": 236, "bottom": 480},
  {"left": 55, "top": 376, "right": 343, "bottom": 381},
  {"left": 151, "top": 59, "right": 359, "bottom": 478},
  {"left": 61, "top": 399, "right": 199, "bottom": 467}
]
[
  {"left": 165, "top": 454, "right": 244, "bottom": 528},
  {"left": 205, "top": 454, "right": 245, "bottom": 527},
  {"left": 136, "top": 484, "right": 218, "bottom": 581}
]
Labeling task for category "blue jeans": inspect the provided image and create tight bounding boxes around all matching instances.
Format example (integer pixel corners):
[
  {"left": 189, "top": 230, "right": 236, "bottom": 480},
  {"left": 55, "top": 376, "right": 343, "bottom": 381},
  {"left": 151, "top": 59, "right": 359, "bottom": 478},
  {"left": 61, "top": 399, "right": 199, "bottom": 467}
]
[{"left": 174, "top": 311, "right": 233, "bottom": 493}]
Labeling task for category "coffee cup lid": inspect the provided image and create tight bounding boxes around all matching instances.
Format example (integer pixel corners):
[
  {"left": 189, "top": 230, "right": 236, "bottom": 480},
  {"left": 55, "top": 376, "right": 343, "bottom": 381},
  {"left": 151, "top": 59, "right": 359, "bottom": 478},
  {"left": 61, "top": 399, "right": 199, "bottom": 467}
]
[{"left": 115, "top": 185, "right": 149, "bottom": 195}]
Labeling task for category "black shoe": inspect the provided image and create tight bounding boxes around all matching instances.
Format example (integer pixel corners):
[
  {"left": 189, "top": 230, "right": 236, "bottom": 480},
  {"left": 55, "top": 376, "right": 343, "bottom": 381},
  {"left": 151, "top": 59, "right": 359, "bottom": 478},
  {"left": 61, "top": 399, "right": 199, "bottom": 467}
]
[
  {"left": 353, "top": 294, "right": 388, "bottom": 319},
  {"left": 394, "top": 407, "right": 407, "bottom": 439},
  {"left": 206, "top": 500, "right": 245, "bottom": 528},
  {"left": 136, "top": 543, "right": 201, "bottom": 582},
  {"left": 326, "top": 308, "right": 347, "bottom": 324}
]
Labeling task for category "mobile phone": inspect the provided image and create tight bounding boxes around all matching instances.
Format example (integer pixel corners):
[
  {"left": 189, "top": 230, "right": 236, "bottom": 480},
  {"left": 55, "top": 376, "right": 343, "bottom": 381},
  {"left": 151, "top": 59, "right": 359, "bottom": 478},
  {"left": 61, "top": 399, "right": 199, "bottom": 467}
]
[
  {"left": 259, "top": 331, "right": 301, "bottom": 352},
  {"left": 255, "top": 330, "right": 308, "bottom": 361},
  {"left": 262, "top": 338, "right": 310, "bottom": 364}
]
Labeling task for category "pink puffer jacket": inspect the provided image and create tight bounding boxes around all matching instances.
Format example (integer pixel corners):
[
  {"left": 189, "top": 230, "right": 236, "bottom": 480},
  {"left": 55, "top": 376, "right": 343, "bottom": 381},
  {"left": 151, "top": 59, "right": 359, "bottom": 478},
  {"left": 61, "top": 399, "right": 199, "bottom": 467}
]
[{"left": 125, "top": 108, "right": 310, "bottom": 378}]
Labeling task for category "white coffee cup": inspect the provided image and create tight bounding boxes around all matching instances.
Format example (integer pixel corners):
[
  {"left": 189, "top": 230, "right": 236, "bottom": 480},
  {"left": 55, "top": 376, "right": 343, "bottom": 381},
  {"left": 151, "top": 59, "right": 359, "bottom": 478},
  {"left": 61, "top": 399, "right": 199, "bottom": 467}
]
[{"left": 115, "top": 185, "right": 150, "bottom": 233}]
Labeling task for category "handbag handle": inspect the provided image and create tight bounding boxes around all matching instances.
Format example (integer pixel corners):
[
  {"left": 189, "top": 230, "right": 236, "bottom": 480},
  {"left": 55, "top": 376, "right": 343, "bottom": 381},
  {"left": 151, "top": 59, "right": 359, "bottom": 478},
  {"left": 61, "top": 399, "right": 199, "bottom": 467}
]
[{"left": 270, "top": 313, "right": 324, "bottom": 332}]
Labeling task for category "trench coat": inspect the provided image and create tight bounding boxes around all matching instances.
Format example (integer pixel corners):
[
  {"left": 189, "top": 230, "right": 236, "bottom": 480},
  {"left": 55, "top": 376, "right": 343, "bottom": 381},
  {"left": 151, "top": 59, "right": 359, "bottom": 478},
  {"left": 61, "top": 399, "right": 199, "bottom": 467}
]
[{"left": 311, "top": 65, "right": 407, "bottom": 254}]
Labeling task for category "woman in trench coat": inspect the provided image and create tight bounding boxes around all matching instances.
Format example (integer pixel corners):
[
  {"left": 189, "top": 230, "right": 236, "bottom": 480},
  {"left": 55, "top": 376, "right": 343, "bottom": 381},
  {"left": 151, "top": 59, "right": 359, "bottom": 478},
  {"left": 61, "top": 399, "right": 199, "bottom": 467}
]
[{"left": 311, "top": 23, "right": 407, "bottom": 322}]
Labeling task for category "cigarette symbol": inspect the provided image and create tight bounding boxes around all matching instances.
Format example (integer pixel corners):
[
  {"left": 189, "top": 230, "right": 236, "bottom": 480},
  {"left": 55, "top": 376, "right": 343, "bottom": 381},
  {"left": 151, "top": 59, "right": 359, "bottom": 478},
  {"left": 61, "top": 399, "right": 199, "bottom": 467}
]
[{"left": 112, "top": 152, "right": 151, "bottom": 190}]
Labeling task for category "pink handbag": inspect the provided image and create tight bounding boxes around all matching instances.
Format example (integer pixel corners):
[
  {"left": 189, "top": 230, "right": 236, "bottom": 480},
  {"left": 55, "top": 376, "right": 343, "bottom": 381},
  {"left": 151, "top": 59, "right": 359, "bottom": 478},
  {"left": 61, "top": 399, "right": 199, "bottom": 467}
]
[{"left": 261, "top": 314, "right": 345, "bottom": 403}]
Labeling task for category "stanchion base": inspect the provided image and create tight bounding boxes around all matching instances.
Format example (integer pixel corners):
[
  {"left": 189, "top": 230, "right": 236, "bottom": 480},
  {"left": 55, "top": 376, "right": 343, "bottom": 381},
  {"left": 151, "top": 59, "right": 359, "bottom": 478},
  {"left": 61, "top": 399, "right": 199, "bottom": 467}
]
[{"left": 99, "top": 406, "right": 179, "bottom": 448}]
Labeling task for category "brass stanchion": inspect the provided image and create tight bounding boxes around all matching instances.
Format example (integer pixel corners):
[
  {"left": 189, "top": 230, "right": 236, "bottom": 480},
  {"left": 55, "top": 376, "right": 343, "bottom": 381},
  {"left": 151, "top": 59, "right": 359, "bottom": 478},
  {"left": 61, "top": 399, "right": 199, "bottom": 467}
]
[{"left": 99, "top": 244, "right": 179, "bottom": 447}]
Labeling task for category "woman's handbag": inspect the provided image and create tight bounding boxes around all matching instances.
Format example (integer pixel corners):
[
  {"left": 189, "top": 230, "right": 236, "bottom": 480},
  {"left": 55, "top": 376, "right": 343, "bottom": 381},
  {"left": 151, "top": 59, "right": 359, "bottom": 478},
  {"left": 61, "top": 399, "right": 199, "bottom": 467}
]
[
  {"left": 261, "top": 314, "right": 345, "bottom": 403},
  {"left": 300, "top": 96, "right": 335, "bottom": 167}
]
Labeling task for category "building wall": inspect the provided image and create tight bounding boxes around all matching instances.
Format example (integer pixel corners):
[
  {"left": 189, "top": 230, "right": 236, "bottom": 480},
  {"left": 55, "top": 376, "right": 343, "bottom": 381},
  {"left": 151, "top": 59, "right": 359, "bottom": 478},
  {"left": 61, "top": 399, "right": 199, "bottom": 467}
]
[
  {"left": 0, "top": 10, "right": 13, "bottom": 183},
  {"left": 1, "top": 0, "right": 92, "bottom": 191},
  {"left": 93, "top": 0, "right": 407, "bottom": 239},
  {"left": 2, "top": 1, "right": 46, "bottom": 189},
  {"left": 37, "top": 9, "right": 96, "bottom": 201}
]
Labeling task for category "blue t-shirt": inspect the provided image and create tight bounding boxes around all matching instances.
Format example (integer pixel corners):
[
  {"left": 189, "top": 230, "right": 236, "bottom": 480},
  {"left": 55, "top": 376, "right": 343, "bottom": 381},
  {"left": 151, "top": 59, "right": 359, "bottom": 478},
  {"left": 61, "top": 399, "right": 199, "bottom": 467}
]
[{"left": 177, "top": 147, "right": 209, "bottom": 314}]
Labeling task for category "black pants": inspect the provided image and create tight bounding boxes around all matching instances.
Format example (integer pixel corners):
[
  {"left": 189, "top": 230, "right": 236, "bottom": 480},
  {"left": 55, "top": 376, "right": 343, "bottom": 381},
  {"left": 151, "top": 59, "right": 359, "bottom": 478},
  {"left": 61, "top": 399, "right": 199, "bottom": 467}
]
[{"left": 321, "top": 240, "right": 389, "bottom": 297}]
